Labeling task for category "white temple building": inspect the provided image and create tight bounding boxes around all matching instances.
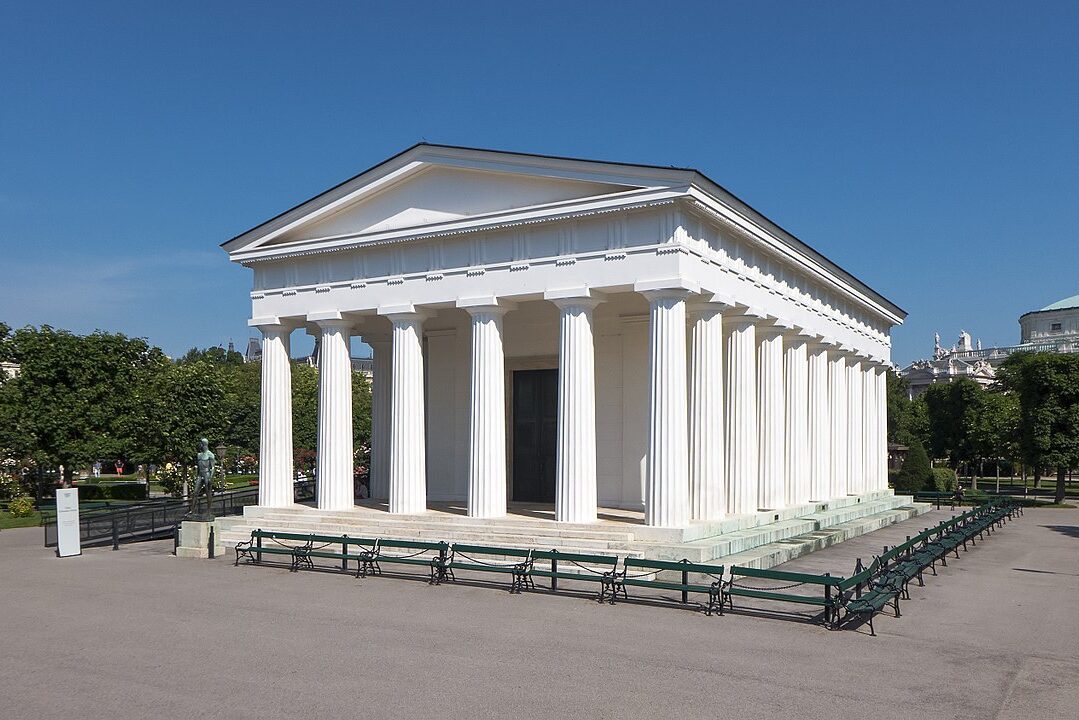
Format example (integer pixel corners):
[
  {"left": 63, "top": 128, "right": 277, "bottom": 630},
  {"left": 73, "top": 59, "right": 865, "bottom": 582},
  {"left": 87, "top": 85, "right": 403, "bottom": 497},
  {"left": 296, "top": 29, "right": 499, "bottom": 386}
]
[{"left": 221, "top": 144, "right": 905, "bottom": 537}]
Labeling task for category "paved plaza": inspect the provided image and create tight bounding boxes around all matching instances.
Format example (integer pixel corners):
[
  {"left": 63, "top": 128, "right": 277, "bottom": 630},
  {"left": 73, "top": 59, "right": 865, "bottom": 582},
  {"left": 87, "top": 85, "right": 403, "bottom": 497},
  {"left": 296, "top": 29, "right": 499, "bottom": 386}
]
[{"left": 1, "top": 508, "right": 1077, "bottom": 720}]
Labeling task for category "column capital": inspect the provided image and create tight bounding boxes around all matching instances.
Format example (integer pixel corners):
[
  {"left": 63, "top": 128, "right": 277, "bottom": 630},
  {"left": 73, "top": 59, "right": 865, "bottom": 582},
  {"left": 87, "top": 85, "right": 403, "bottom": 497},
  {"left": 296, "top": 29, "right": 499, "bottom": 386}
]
[
  {"left": 457, "top": 296, "right": 517, "bottom": 315},
  {"left": 806, "top": 334, "right": 839, "bottom": 351},
  {"left": 687, "top": 292, "right": 737, "bottom": 317},
  {"left": 308, "top": 312, "right": 355, "bottom": 332},
  {"left": 756, "top": 317, "right": 794, "bottom": 340},
  {"left": 378, "top": 304, "right": 433, "bottom": 322},
  {"left": 634, "top": 276, "right": 700, "bottom": 299},
  {"left": 249, "top": 316, "right": 299, "bottom": 334},
  {"left": 544, "top": 287, "right": 604, "bottom": 310}
]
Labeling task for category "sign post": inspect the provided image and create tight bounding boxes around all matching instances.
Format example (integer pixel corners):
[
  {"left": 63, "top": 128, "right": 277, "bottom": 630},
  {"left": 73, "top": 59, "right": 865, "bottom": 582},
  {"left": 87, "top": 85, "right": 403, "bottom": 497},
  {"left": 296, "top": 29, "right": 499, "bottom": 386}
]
[{"left": 56, "top": 487, "right": 81, "bottom": 558}]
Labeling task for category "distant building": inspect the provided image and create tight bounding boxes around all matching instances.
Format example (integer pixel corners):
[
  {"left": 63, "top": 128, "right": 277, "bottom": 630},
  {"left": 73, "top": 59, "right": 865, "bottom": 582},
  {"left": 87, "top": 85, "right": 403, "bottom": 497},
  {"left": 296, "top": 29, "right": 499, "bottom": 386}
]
[
  {"left": 1019, "top": 294, "right": 1079, "bottom": 353},
  {"left": 902, "top": 293, "right": 1079, "bottom": 397},
  {"left": 902, "top": 331, "right": 996, "bottom": 399},
  {"left": 0, "top": 361, "right": 18, "bottom": 379}
]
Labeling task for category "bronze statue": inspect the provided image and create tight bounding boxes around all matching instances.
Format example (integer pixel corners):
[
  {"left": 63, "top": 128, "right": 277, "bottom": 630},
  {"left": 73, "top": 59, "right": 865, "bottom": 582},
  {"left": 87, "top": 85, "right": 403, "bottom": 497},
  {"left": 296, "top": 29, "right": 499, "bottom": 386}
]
[{"left": 187, "top": 438, "right": 217, "bottom": 519}]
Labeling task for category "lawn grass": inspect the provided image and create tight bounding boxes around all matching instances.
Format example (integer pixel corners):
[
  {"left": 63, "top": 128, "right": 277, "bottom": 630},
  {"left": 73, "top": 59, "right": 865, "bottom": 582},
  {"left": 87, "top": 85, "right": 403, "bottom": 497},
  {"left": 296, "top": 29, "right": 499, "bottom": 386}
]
[{"left": 0, "top": 510, "right": 42, "bottom": 529}]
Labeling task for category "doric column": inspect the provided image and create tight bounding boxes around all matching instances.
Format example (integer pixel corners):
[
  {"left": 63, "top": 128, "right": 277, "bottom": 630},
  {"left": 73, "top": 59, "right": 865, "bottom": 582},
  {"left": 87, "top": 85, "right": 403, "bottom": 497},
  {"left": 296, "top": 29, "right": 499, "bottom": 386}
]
[
  {"left": 725, "top": 314, "right": 759, "bottom": 516},
  {"left": 639, "top": 285, "right": 692, "bottom": 527},
  {"left": 688, "top": 299, "right": 728, "bottom": 521},
  {"left": 313, "top": 316, "right": 354, "bottom": 511},
  {"left": 365, "top": 334, "right": 391, "bottom": 501},
  {"left": 783, "top": 332, "right": 810, "bottom": 507},
  {"left": 757, "top": 323, "right": 786, "bottom": 510},
  {"left": 545, "top": 289, "right": 601, "bottom": 524},
  {"left": 459, "top": 298, "right": 513, "bottom": 519},
  {"left": 877, "top": 366, "right": 889, "bottom": 490},
  {"left": 255, "top": 321, "right": 294, "bottom": 508},
  {"left": 846, "top": 357, "right": 864, "bottom": 495},
  {"left": 862, "top": 362, "right": 877, "bottom": 492},
  {"left": 806, "top": 340, "right": 831, "bottom": 501},
  {"left": 379, "top": 305, "right": 429, "bottom": 515},
  {"left": 828, "top": 349, "right": 848, "bottom": 499}
]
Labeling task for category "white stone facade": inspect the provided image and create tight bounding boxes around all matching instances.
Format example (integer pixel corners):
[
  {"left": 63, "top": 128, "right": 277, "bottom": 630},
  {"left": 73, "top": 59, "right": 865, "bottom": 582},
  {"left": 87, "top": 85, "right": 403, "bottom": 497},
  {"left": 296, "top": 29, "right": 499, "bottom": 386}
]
[{"left": 224, "top": 144, "right": 904, "bottom": 529}]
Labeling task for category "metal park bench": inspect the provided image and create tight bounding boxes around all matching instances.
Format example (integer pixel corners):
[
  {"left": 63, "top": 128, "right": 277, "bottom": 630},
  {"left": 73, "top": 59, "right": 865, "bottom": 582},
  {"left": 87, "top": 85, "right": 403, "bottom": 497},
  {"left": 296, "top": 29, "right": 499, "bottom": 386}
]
[
  {"left": 601, "top": 558, "right": 726, "bottom": 615},
  {"left": 234, "top": 529, "right": 448, "bottom": 582},
  {"left": 434, "top": 544, "right": 536, "bottom": 593},
  {"left": 723, "top": 566, "right": 844, "bottom": 626}
]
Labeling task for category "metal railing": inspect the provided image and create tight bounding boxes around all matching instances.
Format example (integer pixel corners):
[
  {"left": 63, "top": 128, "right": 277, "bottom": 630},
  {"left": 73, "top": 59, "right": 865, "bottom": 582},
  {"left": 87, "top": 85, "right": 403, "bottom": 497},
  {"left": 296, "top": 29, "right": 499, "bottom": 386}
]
[{"left": 43, "top": 478, "right": 316, "bottom": 549}]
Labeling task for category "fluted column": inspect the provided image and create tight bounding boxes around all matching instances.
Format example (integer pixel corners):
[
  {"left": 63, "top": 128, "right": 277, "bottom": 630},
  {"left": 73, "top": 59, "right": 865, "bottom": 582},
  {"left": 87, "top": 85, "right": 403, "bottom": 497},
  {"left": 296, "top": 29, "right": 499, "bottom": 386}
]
[
  {"left": 877, "top": 367, "right": 888, "bottom": 490},
  {"left": 783, "top": 333, "right": 810, "bottom": 506},
  {"left": 641, "top": 288, "right": 691, "bottom": 527},
  {"left": 828, "top": 350, "right": 848, "bottom": 499},
  {"left": 725, "top": 315, "right": 758, "bottom": 515},
  {"left": 862, "top": 362, "right": 877, "bottom": 492},
  {"left": 876, "top": 367, "right": 884, "bottom": 490},
  {"left": 807, "top": 340, "right": 831, "bottom": 501},
  {"left": 545, "top": 291, "right": 601, "bottom": 524},
  {"left": 461, "top": 300, "right": 511, "bottom": 519},
  {"left": 366, "top": 334, "right": 391, "bottom": 501},
  {"left": 846, "top": 358, "right": 864, "bottom": 495},
  {"left": 314, "top": 318, "right": 354, "bottom": 511},
  {"left": 688, "top": 301, "right": 726, "bottom": 521},
  {"left": 381, "top": 307, "right": 429, "bottom": 514},
  {"left": 757, "top": 324, "right": 785, "bottom": 510},
  {"left": 256, "top": 322, "right": 294, "bottom": 508}
]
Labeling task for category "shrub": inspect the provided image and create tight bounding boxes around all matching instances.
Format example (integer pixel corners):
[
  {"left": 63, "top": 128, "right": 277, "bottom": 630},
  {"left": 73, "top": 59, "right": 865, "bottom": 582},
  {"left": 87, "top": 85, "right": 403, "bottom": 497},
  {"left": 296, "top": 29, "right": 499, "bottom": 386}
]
[
  {"left": 8, "top": 496, "right": 35, "bottom": 517},
  {"left": 931, "top": 467, "right": 958, "bottom": 493},
  {"left": 895, "top": 441, "right": 933, "bottom": 494}
]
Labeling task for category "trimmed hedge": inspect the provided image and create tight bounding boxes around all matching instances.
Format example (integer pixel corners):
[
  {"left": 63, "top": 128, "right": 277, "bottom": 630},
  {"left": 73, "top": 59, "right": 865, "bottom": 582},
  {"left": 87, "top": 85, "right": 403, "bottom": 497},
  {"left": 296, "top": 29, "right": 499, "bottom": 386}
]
[
  {"left": 72, "top": 483, "right": 147, "bottom": 501},
  {"left": 930, "top": 467, "right": 958, "bottom": 493}
]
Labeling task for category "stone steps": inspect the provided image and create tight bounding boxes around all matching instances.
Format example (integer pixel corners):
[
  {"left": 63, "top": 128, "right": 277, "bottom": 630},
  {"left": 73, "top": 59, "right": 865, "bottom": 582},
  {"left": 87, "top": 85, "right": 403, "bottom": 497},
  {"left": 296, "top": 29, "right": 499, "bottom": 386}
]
[{"left": 215, "top": 492, "right": 926, "bottom": 567}]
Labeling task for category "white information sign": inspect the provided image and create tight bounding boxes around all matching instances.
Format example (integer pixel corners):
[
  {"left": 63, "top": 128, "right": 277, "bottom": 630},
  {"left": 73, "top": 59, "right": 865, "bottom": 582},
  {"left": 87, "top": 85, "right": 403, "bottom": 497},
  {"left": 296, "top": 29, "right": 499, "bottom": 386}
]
[{"left": 56, "top": 488, "right": 81, "bottom": 558}]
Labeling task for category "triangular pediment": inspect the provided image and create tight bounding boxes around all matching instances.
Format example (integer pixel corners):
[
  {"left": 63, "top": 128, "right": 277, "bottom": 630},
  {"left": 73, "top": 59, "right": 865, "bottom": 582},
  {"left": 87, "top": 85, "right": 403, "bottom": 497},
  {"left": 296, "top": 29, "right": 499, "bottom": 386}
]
[
  {"left": 267, "top": 165, "right": 637, "bottom": 246},
  {"left": 223, "top": 144, "right": 696, "bottom": 257}
]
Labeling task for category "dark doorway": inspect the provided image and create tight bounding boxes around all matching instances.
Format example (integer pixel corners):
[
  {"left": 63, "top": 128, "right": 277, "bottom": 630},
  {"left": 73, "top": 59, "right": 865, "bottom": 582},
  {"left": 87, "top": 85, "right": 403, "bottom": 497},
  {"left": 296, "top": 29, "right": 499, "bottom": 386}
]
[{"left": 512, "top": 369, "right": 558, "bottom": 503}]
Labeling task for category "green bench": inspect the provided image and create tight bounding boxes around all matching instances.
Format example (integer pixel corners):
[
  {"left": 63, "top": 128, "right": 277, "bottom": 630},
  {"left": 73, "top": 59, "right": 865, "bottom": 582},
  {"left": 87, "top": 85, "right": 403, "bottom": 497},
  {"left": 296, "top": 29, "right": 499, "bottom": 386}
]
[
  {"left": 436, "top": 544, "right": 535, "bottom": 593},
  {"left": 723, "top": 566, "right": 843, "bottom": 626},
  {"left": 603, "top": 558, "right": 726, "bottom": 614},
  {"left": 234, "top": 529, "right": 332, "bottom": 571},
  {"left": 914, "top": 491, "right": 957, "bottom": 509},
  {"left": 530, "top": 549, "right": 620, "bottom": 601},
  {"left": 433, "top": 545, "right": 621, "bottom": 600},
  {"left": 834, "top": 558, "right": 900, "bottom": 635},
  {"left": 235, "top": 529, "right": 448, "bottom": 582}
]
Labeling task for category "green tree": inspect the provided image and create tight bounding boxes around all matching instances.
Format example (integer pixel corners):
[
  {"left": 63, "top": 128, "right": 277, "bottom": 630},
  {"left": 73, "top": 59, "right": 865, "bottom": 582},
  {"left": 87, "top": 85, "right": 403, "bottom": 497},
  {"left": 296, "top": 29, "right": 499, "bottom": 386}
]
[
  {"left": 896, "top": 440, "right": 933, "bottom": 494},
  {"left": 997, "top": 352, "right": 1079, "bottom": 504},
  {"left": 886, "top": 371, "right": 929, "bottom": 447},
  {"left": 178, "top": 346, "right": 244, "bottom": 366},
  {"left": 923, "top": 378, "right": 984, "bottom": 469},
  {"left": 0, "top": 326, "right": 168, "bottom": 484},
  {"left": 128, "top": 360, "right": 227, "bottom": 471},
  {"left": 968, "top": 390, "right": 1019, "bottom": 489}
]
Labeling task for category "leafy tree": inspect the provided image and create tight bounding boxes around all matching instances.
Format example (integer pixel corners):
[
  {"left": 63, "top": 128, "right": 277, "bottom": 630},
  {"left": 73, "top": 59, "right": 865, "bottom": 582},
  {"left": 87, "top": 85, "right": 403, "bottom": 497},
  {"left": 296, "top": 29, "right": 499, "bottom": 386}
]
[
  {"left": 968, "top": 390, "right": 1019, "bottom": 488},
  {"left": 896, "top": 440, "right": 933, "bottom": 494},
  {"left": 178, "top": 346, "right": 244, "bottom": 366},
  {"left": 0, "top": 326, "right": 168, "bottom": 484},
  {"left": 997, "top": 352, "right": 1079, "bottom": 504},
  {"left": 886, "top": 371, "right": 929, "bottom": 448},
  {"left": 923, "top": 378, "right": 984, "bottom": 469}
]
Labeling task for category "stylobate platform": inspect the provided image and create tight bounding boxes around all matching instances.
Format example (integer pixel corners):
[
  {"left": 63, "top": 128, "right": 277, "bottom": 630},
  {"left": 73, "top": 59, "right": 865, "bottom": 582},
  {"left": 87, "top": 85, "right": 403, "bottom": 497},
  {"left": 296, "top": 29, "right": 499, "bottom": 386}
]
[{"left": 215, "top": 490, "right": 930, "bottom": 568}]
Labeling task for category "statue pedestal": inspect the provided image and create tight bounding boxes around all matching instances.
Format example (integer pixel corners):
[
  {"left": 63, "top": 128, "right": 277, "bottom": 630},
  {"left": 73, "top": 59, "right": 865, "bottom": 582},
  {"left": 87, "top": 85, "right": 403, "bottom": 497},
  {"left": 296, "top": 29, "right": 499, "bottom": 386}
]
[{"left": 175, "top": 520, "right": 227, "bottom": 559}]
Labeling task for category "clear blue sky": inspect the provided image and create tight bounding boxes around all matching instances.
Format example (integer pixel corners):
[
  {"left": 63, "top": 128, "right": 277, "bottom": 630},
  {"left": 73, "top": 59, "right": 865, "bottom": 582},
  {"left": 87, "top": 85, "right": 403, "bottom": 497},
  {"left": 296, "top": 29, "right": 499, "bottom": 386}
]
[{"left": 2, "top": 2, "right": 1076, "bottom": 365}]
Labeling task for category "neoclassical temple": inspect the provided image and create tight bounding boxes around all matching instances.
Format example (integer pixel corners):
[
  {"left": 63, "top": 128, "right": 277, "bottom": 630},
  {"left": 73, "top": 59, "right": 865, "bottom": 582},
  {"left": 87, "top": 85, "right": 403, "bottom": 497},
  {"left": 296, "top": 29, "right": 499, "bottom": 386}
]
[{"left": 223, "top": 144, "right": 904, "bottom": 529}]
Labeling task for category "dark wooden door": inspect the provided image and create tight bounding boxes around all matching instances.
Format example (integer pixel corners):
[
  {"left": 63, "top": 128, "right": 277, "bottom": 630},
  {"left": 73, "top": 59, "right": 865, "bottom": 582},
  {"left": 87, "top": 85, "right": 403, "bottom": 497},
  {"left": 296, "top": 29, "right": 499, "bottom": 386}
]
[{"left": 512, "top": 369, "right": 558, "bottom": 503}]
